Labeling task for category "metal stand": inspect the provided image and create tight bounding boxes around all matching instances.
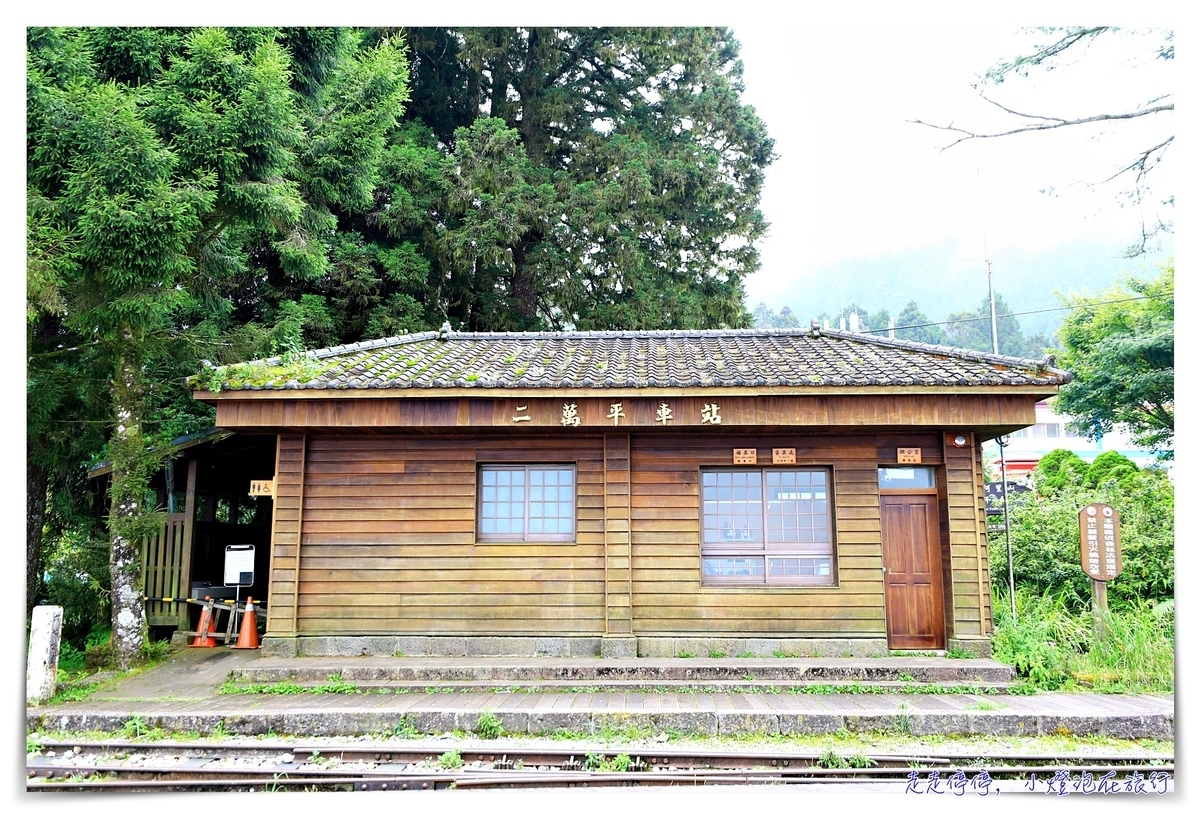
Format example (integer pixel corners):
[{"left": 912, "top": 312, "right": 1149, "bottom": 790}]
[{"left": 232, "top": 586, "right": 242, "bottom": 644}]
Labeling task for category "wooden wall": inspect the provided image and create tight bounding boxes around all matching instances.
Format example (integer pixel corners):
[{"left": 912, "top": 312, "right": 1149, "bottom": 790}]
[
  {"left": 262, "top": 429, "right": 996, "bottom": 641},
  {"left": 631, "top": 433, "right": 897, "bottom": 638},
  {"left": 271, "top": 434, "right": 607, "bottom": 635},
  {"left": 943, "top": 432, "right": 989, "bottom": 637}
]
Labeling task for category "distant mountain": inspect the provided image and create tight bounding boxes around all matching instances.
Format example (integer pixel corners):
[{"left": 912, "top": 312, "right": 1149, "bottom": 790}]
[{"left": 745, "top": 237, "right": 1172, "bottom": 340}]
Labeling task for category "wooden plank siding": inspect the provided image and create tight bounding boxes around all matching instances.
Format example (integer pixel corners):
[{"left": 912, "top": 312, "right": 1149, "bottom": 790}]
[
  {"left": 260, "top": 426, "right": 998, "bottom": 640},
  {"left": 628, "top": 434, "right": 888, "bottom": 638},
  {"left": 973, "top": 438, "right": 994, "bottom": 633},
  {"left": 265, "top": 434, "right": 305, "bottom": 636},
  {"left": 942, "top": 432, "right": 987, "bottom": 637},
  {"left": 604, "top": 433, "right": 633, "bottom": 634},
  {"left": 290, "top": 435, "right": 606, "bottom": 635}
]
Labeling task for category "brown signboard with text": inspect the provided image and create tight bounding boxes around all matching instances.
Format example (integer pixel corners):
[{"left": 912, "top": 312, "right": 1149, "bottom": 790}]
[{"left": 1079, "top": 503, "right": 1122, "bottom": 581}]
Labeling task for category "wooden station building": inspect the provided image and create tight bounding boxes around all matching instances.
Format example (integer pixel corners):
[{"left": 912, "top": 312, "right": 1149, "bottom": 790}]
[{"left": 192, "top": 324, "right": 1069, "bottom": 658}]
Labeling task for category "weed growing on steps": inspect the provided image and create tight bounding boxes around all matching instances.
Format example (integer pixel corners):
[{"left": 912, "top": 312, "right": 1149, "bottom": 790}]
[{"left": 475, "top": 711, "right": 503, "bottom": 740}]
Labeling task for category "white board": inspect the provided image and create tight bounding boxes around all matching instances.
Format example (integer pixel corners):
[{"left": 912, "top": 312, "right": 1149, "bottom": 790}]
[{"left": 224, "top": 544, "right": 255, "bottom": 586}]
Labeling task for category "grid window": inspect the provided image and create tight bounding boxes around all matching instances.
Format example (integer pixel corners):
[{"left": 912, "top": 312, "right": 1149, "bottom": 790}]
[
  {"left": 701, "top": 468, "right": 835, "bottom": 586},
  {"left": 479, "top": 465, "right": 575, "bottom": 542}
]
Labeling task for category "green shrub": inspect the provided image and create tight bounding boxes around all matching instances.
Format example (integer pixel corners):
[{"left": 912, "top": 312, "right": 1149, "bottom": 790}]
[
  {"left": 1084, "top": 451, "right": 1139, "bottom": 488},
  {"left": 1033, "top": 449, "right": 1088, "bottom": 494},
  {"left": 989, "top": 467, "right": 1173, "bottom": 608},
  {"left": 42, "top": 527, "right": 110, "bottom": 653}
]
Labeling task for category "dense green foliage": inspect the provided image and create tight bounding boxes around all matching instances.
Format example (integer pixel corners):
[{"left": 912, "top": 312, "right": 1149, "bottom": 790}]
[
  {"left": 1055, "top": 261, "right": 1174, "bottom": 454},
  {"left": 991, "top": 590, "right": 1174, "bottom": 692},
  {"left": 988, "top": 452, "right": 1173, "bottom": 608}
]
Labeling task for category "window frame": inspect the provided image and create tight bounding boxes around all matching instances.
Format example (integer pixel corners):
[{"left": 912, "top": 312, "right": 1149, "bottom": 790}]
[
  {"left": 476, "top": 463, "right": 577, "bottom": 543},
  {"left": 699, "top": 466, "right": 837, "bottom": 588}
]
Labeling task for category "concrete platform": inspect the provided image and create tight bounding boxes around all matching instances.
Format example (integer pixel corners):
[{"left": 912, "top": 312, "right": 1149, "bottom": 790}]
[
  {"left": 26, "top": 648, "right": 1174, "bottom": 740},
  {"left": 231, "top": 655, "right": 1016, "bottom": 684}
]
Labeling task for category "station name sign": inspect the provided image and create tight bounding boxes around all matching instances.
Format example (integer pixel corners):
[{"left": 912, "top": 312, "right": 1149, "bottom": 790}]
[{"left": 1079, "top": 503, "right": 1122, "bottom": 581}]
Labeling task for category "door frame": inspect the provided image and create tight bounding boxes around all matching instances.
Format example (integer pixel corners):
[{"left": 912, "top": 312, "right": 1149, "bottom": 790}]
[{"left": 879, "top": 488, "right": 946, "bottom": 650}]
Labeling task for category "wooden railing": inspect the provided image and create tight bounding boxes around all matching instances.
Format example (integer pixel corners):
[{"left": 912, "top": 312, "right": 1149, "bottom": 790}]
[{"left": 142, "top": 513, "right": 189, "bottom": 628}]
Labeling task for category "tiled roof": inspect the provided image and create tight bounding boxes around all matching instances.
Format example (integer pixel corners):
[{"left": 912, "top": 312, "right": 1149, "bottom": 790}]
[{"left": 199, "top": 324, "right": 1071, "bottom": 392}]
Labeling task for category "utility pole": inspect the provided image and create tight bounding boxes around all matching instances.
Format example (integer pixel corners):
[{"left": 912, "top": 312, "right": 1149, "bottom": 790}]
[{"left": 988, "top": 258, "right": 1017, "bottom": 619}]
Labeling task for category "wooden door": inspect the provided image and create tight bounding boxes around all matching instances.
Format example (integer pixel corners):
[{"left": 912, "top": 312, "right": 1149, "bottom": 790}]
[{"left": 880, "top": 494, "right": 945, "bottom": 649}]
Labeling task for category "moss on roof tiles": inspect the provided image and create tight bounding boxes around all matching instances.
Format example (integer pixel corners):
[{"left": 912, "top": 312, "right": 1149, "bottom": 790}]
[{"left": 195, "top": 328, "right": 1071, "bottom": 393}]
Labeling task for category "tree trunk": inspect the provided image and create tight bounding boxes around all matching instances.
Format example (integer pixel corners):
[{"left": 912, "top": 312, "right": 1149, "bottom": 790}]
[
  {"left": 107, "top": 347, "right": 148, "bottom": 669},
  {"left": 26, "top": 459, "right": 48, "bottom": 617},
  {"left": 511, "top": 241, "right": 538, "bottom": 323}
]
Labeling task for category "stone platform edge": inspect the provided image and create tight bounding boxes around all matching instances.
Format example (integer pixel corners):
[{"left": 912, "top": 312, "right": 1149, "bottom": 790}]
[
  {"left": 261, "top": 636, "right": 908, "bottom": 659},
  {"left": 26, "top": 705, "right": 1170, "bottom": 741}
]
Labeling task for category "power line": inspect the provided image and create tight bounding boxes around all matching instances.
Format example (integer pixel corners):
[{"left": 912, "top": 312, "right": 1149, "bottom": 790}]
[{"left": 857, "top": 294, "right": 1165, "bottom": 335}]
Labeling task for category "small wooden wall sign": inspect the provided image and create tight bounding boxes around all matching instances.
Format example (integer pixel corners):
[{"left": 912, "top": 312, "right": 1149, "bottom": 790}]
[
  {"left": 733, "top": 448, "right": 758, "bottom": 465},
  {"left": 772, "top": 448, "right": 796, "bottom": 464},
  {"left": 249, "top": 479, "right": 275, "bottom": 497},
  {"left": 897, "top": 447, "right": 922, "bottom": 464}
]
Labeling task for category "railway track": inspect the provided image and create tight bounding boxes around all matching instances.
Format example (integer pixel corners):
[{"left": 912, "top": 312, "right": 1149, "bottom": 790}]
[{"left": 27, "top": 739, "right": 1174, "bottom": 793}]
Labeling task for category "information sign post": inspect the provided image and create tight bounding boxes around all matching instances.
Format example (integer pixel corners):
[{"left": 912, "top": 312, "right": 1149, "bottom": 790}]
[
  {"left": 1078, "top": 504, "right": 1122, "bottom": 637},
  {"left": 224, "top": 544, "right": 255, "bottom": 642}
]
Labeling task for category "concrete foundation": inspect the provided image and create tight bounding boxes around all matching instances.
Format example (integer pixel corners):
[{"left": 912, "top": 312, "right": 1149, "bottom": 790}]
[
  {"left": 264, "top": 635, "right": 605, "bottom": 658},
  {"left": 263, "top": 634, "right": 893, "bottom": 659},
  {"left": 637, "top": 637, "right": 889, "bottom": 659},
  {"left": 947, "top": 638, "right": 993, "bottom": 658}
]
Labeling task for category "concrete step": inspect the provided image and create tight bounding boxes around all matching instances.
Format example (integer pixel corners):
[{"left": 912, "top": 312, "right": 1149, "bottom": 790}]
[
  {"left": 229, "top": 657, "right": 1016, "bottom": 685},
  {"left": 228, "top": 678, "right": 1018, "bottom": 694}
]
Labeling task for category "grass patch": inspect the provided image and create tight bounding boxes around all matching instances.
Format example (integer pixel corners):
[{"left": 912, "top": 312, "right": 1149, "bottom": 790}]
[
  {"left": 221, "top": 674, "right": 360, "bottom": 695},
  {"left": 437, "top": 749, "right": 463, "bottom": 769},
  {"left": 992, "top": 590, "right": 1174, "bottom": 693}
]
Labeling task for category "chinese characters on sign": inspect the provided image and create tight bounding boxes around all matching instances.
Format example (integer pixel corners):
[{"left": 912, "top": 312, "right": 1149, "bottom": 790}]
[
  {"left": 512, "top": 404, "right": 532, "bottom": 423},
  {"left": 897, "top": 447, "right": 922, "bottom": 464},
  {"left": 561, "top": 402, "right": 581, "bottom": 427},
  {"left": 700, "top": 403, "right": 722, "bottom": 424},
  {"left": 1079, "top": 503, "right": 1122, "bottom": 581},
  {"left": 733, "top": 448, "right": 757, "bottom": 465},
  {"left": 548, "top": 399, "right": 743, "bottom": 426}
]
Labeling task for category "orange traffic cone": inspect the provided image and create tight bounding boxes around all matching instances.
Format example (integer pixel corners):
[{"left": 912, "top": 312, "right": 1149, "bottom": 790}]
[
  {"left": 234, "top": 597, "right": 260, "bottom": 649},
  {"left": 191, "top": 596, "right": 218, "bottom": 648}
]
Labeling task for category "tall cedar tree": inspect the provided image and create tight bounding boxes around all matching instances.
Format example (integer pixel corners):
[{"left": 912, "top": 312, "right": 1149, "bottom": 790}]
[
  {"left": 27, "top": 27, "right": 411, "bottom": 665},
  {"left": 389, "top": 27, "right": 775, "bottom": 332}
]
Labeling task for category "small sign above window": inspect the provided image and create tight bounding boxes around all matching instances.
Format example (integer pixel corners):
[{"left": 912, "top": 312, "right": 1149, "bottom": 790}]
[
  {"left": 733, "top": 448, "right": 757, "bottom": 465},
  {"left": 772, "top": 448, "right": 796, "bottom": 464},
  {"left": 897, "top": 447, "right": 922, "bottom": 464}
]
